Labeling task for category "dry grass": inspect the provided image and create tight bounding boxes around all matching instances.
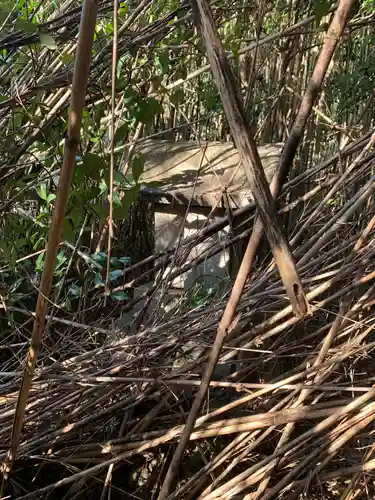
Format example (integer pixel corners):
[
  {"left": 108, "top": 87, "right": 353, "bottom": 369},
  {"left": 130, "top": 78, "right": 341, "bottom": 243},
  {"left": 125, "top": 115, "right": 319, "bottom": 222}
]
[
  {"left": 1, "top": 1, "right": 375, "bottom": 498},
  {"left": 1, "top": 131, "right": 375, "bottom": 499}
]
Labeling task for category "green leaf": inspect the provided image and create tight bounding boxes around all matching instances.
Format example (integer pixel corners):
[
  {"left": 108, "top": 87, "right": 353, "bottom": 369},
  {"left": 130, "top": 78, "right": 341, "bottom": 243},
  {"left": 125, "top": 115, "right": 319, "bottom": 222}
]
[
  {"left": 55, "top": 250, "right": 67, "bottom": 270},
  {"left": 111, "top": 291, "right": 128, "bottom": 301},
  {"left": 91, "top": 252, "right": 107, "bottom": 265},
  {"left": 105, "top": 22, "right": 114, "bottom": 35},
  {"left": 12, "top": 110, "right": 24, "bottom": 130},
  {"left": 80, "top": 185, "right": 100, "bottom": 201},
  {"left": 14, "top": 53, "right": 29, "bottom": 72},
  {"left": 133, "top": 98, "right": 162, "bottom": 125},
  {"left": 0, "top": 241, "right": 11, "bottom": 259},
  {"left": 0, "top": 94, "right": 8, "bottom": 102},
  {"left": 112, "top": 190, "right": 122, "bottom": 207},
  {"left": 110, "top": 256, "right": 120, "bottom": 267},
  {"left": 16, "top": 238, "right": 29, "bottom": 249},
  {"left": 89, "top": 202, "right": 108, "bottom": 220},
  {"left": 35, "top": 253, "right": 44, "bottom": 272},
  {"left": 66, "top": 205, "right": 86, "bottom": 230},
  {"left": 109, "top": 269, "right": 123, "bottom": 282},
  {"left": 132, "top": 153, "right": 145, "bottom": 182},
  {"left": 203, "top": 89, "right": 220, "bottom": 111},
  {"left": 61, "top": 53, "right": 73, "bottom": 64},
  {"left": 9, "top": 250, "right": 17, "bottom": 268},
  {"left": 109, "top": 255, "right": 131, "bottom": 267},
  {"left": 116, "top": 53, "right": 131, "bottom": 79},
  {"left": 313, "top": 0, "right": 332, "bottom": 24},
  {"left": 36, "top": 183, "right": 48, "bottom": 201},
  {"left": 325, "top": 198, "right": 336, "bottom": 206},
  {"left": 99, "top": 179, "right": 108, "bottom": 195},
  {"left": 115, "top": 123, "right": 128, "bottom": 144},
  {"left": 0, "top": 11, "right": 10, "bottom": 25},
  {"left": 123, "top": 87, "right": 137, "bottom": 104},
  {"left": 119, "top": 4, "right": 129, "bottom": 16},
  {"left": 113, "top": 170, "right": 128, "bottom": 186},
  {"left": 62, "top": 219, "right": 74, "bottom": 242},
  {"left": 81, "top": 109, "right": 93, "bottom": 135},
  {"left": 146, "top": 97, "right": 163, "bottom": 116},
  {"left": 113, "top": 184, "right": 140, "bottom": 220},
  {"left": 15, "top": 19, "right": 38, "bottom": 33},
  {"left": 46, "top": 193, "right": 56, "bottom": 204},
  {"left": 93, "top": 105, "right": 105, "bottom": 125},
  {"left": 30, "top": 232, "right": 39, "bottom": 247},
  {"left": 82, "top": 152, "right": 107, "bottom": 180},
  {"left": 154, "top": 52, "right": 169, "bottom": 76},
  {"left": 40, "top": 33, "right": 57, "bottom": 50},
  {"left": 93, "top": 273, "right": 105, "bottom": 287},
  {"left": 118, "top": 256, "right": 131, "bottom": 265}
]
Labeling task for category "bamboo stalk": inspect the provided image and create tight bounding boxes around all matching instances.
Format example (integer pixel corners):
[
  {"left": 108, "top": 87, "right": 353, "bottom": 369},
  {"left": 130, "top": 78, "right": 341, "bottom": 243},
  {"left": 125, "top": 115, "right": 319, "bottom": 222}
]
[{"left": 1, "top": 0, "right": 99, "bottom": 481}]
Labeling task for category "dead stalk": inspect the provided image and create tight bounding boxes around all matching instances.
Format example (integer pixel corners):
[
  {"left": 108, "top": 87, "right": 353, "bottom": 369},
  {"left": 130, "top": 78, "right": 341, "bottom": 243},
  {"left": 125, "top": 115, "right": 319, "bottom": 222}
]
[{"left": 1, "top": 0, "right": 99, "bottom": 481}]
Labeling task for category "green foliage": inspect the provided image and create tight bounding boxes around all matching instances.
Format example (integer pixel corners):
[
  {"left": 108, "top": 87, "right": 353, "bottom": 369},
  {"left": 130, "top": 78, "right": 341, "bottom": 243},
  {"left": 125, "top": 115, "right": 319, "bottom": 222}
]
[
  {"left": 15, "top": 20, "right": 38, "bottom": 33},
  {"left": 90, "top": 252, "right": 131, "bottom": 302},
  {"left": 113, "top": 184, "right": 141, "bottom": 220},
  {"left": 327, "top": 33, "right": 375, "bottom": 121},
  {"left": 154, "top": 52, "right": 169, "bottom": 76},
  {"left": 37, "top": 251, "right": 61, "bottom": 276},
  {"left": 0, "top": 0, "right": 57, "bottom": 38},
  {"left": 2, "top": 0, "right": 343, "bottom": 318},
  {"left": 76, "top": 153, "right": 105, "bottom": 183},
  {"left": 360, "top": 0, "right": 375, "bottom": 14},
  {"left": 313, "top": 0, "right": 334, "bottom": 24},
  {"left": 186, "top": 281, "right": 224, "bottom": 309},
  {"left": 131, "top": 153, "right": 145, "bottom": 182},
  {"left": 114, "top": 123, "right": 128, "bottom": 144},
  {"left": 202, "top": 83, "right": 221, "bottom": 112},
  {"left": 36, "top": 183, "right": 56, "bottom": 205},
  {"left": 117, "top": 53, "right": 132, "bottom": 79},
  {"left": 39, "top": 33, "right": 57, "bottom": 50},
  {"left": 61, "top": 53, "right": 73, "bottom": 65},
  {"left": 110, "top": 291, "right": 129, "bottom": 301}
]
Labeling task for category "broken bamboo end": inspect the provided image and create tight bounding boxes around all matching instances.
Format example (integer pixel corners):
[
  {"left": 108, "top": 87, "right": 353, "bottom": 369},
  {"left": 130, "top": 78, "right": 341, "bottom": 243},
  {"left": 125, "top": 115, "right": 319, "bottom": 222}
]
[
  {"left": 289, "top": 282, "right": 312, "bottom": 318},
  {"left": 272, "top": 247, "right": 311, "bottom": 319}
]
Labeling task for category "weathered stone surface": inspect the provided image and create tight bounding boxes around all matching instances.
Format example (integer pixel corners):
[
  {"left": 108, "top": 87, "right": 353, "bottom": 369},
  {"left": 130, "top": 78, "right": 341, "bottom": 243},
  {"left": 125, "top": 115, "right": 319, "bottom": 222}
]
[
  {"left": 138, "top": 139, "right": 283, "bottom": 208},
  {"left": 137, "top": 140, "right": 282, "bottom": 290}
]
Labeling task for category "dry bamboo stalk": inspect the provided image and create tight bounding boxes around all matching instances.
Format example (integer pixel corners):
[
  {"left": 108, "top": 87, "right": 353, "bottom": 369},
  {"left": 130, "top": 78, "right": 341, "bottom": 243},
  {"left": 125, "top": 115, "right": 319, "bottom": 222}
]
[
  {"left": 339, "top": 423, "right": 375, "bottom": 499},
  {"left": 291, "top": 132, "right": 375, "bottom": 248},
  {"left": 13, "top": 404, "right": 360, "bottom": 500},
  {"left": 220, "top": 261, "right": 375, "bottom": 367},
  {"left": 224, "top": 0, "right": 359, "bottom": 321},
  {"left": 2, "top": 250, "right": 374, "bottom": 434},
  {"left": 203, "top": 6, "right": 312, "bottom": 316},
  {"left": 157, "top": 1, "right": 309, "bottom": 496},
  {"left": 324, "top": 459, "right": 375, "bottom": 480},
  {"left": 2, "top": 121, "right": 375, "bottom": 498},
  {"left": 161, "top": 6, "right": 337, "bottom": 96},
  {"left": 38, "top": 374, "right": 374, "bottom": 394},
  {"left": 262, "top": 402, "right": 375, "bottom": 499},
  {"left": 301, "top": 408, "right": 375, "bottom": 493},
  {"left": 1, "top": 0, "right": 99, "bottom": 480},
  {"left": 192, "top": 391, "right": 299, "bottom": 500},
  {"left": 104, "top": 0, "right": 119, "bottom": 302},
  {"left": 202, "top": 396, "right": 375, "bottom": 500},
  {"left": 45, "top": 404, "right": 345, "bottom": 463},
  {"left": 253, "top": 299, "right": 348, "bottom": 498}
]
